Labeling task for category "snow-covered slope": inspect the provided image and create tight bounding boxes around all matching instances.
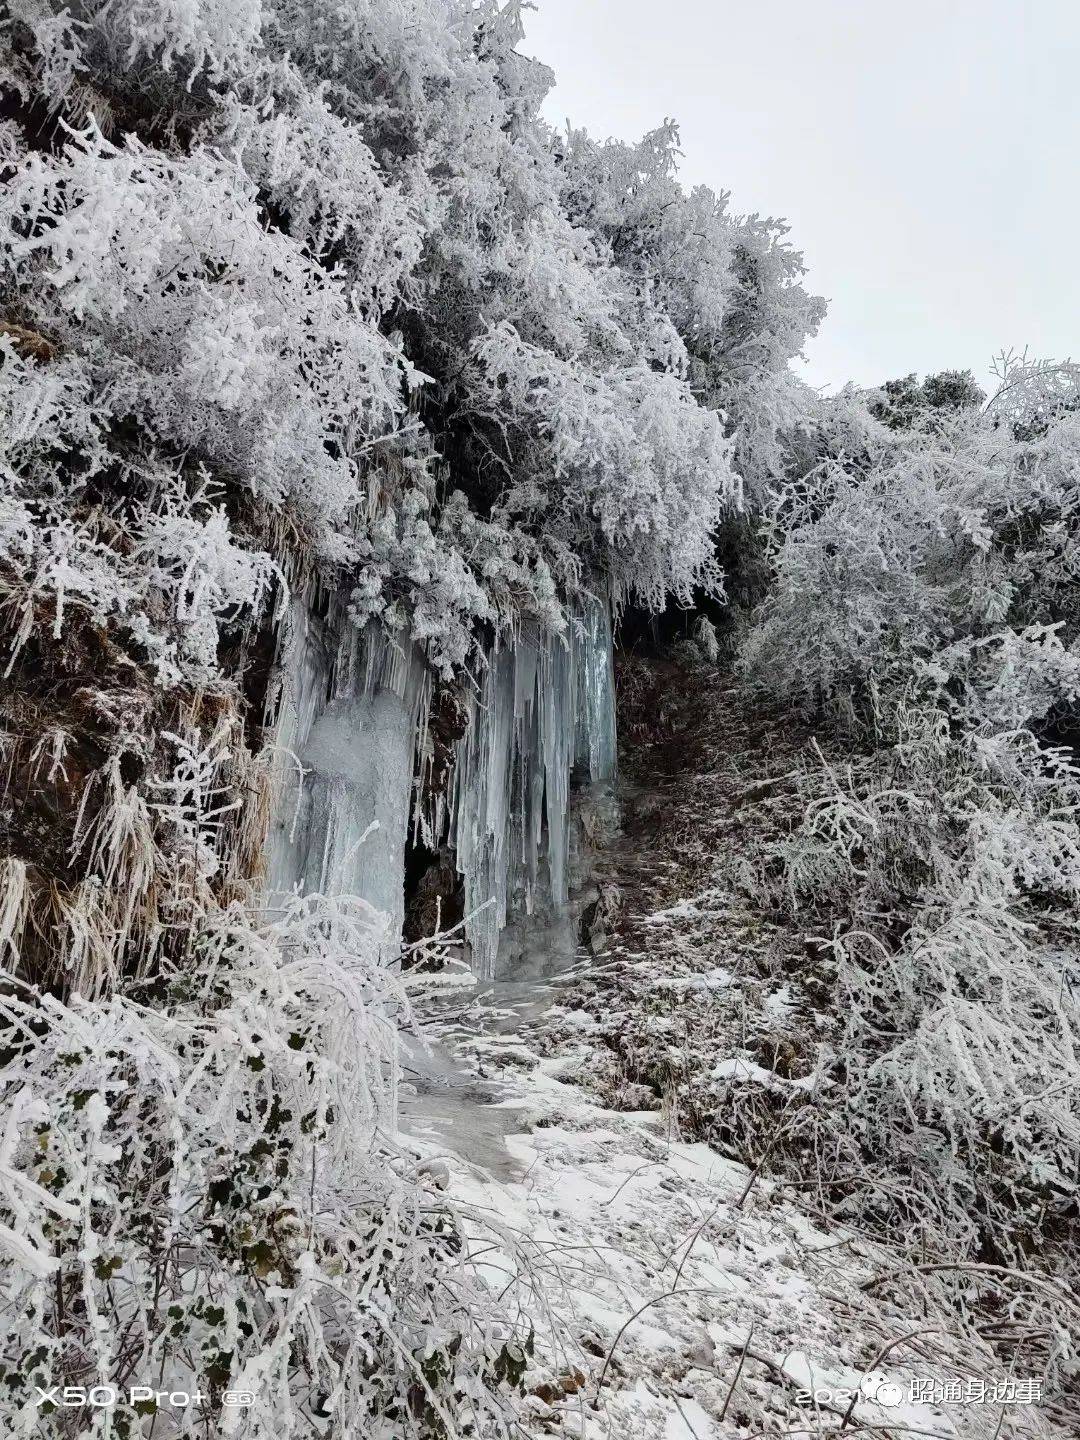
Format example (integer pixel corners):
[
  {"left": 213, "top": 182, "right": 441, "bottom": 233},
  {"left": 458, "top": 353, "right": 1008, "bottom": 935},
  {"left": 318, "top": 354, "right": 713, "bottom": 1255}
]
[{"left": 404, "top": 966, "right": 1059, "bottom": 1439}]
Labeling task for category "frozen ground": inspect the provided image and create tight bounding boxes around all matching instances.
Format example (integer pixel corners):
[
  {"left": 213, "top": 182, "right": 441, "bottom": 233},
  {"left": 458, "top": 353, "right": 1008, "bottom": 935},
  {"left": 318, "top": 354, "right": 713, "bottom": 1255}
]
[{"left": 398, "top": 965, "right": 1060, "bottom": 1439}]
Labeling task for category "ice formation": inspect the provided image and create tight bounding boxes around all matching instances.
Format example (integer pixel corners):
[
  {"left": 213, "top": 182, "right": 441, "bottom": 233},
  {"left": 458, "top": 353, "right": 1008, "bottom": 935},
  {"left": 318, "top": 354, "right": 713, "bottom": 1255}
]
[
  {"left": 440, "top": 596, "right": 617, "bottom": 978},
  {"left": 267, "top": 590, "right": 616, "bottom": 978},
  {"left": 266, "top": 594, "right": 429, "bottom": 955}
]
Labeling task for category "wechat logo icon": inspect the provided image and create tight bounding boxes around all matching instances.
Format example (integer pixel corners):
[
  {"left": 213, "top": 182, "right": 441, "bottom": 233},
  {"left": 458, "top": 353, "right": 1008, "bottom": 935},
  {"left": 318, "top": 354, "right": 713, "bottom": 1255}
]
[{"left": 862, "top": 1373, "right": 904, "bottom": 1408}]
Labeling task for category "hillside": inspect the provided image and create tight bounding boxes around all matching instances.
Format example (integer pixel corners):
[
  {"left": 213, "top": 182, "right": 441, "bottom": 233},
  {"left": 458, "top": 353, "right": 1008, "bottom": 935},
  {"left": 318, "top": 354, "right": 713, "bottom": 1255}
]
[{"left": 0, "top": 3, "right": 1077, "bottom": 1438}]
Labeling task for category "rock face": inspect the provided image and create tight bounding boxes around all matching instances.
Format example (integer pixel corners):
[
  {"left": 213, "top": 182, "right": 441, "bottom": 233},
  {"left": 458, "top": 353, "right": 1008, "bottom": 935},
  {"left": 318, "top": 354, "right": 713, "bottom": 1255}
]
[{"left": 403, "top": 846, "right": 463, "bottom": 947}]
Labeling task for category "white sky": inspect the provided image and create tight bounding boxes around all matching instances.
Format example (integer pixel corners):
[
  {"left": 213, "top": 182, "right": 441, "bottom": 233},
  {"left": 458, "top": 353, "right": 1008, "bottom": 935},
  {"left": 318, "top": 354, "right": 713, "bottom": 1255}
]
[{"left": 523, "top": 0, "right": 1080, "bottom": 395}]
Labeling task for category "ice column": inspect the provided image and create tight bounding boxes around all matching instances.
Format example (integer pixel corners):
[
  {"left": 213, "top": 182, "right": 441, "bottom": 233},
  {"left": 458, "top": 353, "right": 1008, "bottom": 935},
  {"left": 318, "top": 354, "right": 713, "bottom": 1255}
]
[
  {"left": 266, "top": 595, "right": 428, "bottom": 951},
  {"left": 445, "top": 594, "right": 617, "bottom": 978}
]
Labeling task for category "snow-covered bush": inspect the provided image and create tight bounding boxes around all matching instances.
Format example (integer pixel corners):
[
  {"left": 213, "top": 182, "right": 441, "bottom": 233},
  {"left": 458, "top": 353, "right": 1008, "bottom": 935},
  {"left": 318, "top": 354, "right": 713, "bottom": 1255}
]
[
  {"left": 746, "top": 368, "right": 1080, "bottom": 714},
  {"left": 557, "top": 119, "right": 826, "bottom": 499},
  {"left": 743, "top": 364, "right": 1080, "bottom": 1318},
  {"left": 1, "top": 120, "right": 411, "bottom": 565},
  {"left": 0, "top": 897, "right": 535, "bottom": 1438},
  {"left": 472, "top": 322, "right": 733, "bottom": 610}
]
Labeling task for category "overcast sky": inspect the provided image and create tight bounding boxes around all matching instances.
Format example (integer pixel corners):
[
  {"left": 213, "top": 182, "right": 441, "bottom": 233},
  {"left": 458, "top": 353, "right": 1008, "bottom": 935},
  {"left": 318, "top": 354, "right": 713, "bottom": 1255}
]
[{"left": 523, "top": 0, "right": 1080, "bottom": 396}]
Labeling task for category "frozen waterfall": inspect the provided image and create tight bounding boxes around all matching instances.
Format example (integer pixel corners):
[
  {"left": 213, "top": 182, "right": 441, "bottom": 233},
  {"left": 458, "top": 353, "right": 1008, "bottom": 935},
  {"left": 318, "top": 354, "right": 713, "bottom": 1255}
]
[
  {"left": 266, "top": 591, "right": 617, "bottom": 979},
  {"left": 438, "top": 596, "right": 617, "bottom": 978},
  {"left": 266, "top": 595, "right": 428, "bottom": 955}
]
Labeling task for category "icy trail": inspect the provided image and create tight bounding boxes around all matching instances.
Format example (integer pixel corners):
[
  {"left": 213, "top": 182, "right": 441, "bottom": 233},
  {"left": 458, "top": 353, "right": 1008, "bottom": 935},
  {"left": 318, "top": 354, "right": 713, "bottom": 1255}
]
[
  {"left": 398, "top": 946, "right": 958, "bottom": 1440},
  {"left": 399, "top": 977, "right": 556, "bottom": 1183}
]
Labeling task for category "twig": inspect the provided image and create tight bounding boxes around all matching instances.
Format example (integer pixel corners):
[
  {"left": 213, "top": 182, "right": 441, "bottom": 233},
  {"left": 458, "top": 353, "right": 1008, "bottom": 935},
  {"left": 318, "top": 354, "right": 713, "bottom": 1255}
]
[
  {"left": 591, "top": 1287, "right": 718, "bottom": 1408},
  {"left": 717, "top": 1323, "right": 754, "bottom": 1424}
]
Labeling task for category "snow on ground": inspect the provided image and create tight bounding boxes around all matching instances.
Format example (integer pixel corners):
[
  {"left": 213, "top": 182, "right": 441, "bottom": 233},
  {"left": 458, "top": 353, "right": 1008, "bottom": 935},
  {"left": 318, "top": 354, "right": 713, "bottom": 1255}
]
[{"left": 399, "top": 980, "right": 1057, "bottom": 1439}]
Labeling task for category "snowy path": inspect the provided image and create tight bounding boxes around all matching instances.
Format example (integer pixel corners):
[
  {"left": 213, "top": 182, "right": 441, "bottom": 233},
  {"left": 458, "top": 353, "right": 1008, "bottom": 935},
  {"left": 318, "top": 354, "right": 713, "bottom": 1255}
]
[
  {"left": 399, "top": 978, "right": 556, "bottom": 1182},
  {"left": 397, "top": 962, "right": 1052, "bottom": 1439}
]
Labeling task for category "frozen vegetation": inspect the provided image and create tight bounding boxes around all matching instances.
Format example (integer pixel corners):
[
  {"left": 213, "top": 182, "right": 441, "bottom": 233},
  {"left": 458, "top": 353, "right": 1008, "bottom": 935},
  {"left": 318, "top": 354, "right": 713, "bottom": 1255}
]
[{"left": 0, "top": 2, "right": 1077, "bottom": 1437}]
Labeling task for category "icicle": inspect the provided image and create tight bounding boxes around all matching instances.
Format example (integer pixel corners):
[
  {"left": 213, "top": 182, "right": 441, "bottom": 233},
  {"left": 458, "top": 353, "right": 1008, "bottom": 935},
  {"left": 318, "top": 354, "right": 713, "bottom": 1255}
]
[
  {"left": 266, "top": 585, "right": 616, "bottom": 979},
  {"left": 444, "top": 592, "right": 617, "bottom": 979},
  {"left": 266, "top": 592, "right": 429, "bottom": 957},
  {"left": 575, "top": 594, "right": 618, "bottom": 782}
]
